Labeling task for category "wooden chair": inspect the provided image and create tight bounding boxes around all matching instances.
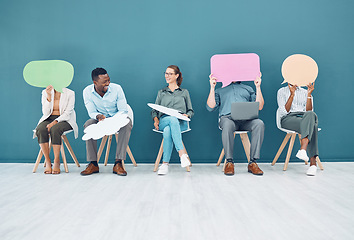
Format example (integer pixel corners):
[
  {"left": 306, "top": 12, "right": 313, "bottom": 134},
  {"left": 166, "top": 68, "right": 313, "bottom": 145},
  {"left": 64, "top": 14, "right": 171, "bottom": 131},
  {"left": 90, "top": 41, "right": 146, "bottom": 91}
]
[
  {"left": 216, "top": 131, "right": 251, "bottom": 171},
  {"left": 33, "top": 130, "right": 80, "bottom": 173},
  {"left": 272, "top": 109, "right": 323, "bottom": 171},
  {"left": 153, "top": 122, "right": 191, "bottom": 172},
  {"left": 97, "top": 105, "right": 137, "bottom": 169}
]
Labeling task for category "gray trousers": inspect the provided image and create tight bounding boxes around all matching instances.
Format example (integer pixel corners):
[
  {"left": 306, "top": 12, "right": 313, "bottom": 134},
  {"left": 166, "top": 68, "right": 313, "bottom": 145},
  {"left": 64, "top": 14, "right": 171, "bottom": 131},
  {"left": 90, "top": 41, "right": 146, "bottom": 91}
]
[
  {"left": 281, "top": 111, "right": 319, "bottom": 158},
  {"left": 219, "top": 115, "right": 265, "bottom": 160},
  {"left": 84, "top": 118, "right": 133, "bottom": 162}
]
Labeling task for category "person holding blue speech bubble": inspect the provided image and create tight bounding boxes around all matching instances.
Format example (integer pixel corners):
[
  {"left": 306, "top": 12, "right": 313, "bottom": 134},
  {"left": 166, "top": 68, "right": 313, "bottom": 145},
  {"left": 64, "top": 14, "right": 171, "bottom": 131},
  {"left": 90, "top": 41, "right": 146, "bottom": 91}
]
[
  {"left": 151, "top": 65, "right": 194, "bottom": 175},
  {"left": 206, "top": 73, "right": 265, "bottom": 176},
  {"left": 81, "top": 68, "right": 132, "bottom": 176},
  {"left": 34, "top": 85, "right": 78, "bottom": 174}
]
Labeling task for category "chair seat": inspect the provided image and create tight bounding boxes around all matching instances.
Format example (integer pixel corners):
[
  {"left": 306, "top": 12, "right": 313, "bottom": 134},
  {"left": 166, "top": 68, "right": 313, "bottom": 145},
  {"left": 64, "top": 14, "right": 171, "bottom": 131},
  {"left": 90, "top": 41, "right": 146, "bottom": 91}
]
[{"left": 279, "top": 127, "right": 321, "bottom": 134}]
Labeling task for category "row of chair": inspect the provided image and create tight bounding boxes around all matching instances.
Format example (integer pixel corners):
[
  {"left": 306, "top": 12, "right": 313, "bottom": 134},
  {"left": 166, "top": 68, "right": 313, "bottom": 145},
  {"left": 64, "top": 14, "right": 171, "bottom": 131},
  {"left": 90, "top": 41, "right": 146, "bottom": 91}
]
[{"left": 33, "top": 106, "right": 324, "bottom": 173}]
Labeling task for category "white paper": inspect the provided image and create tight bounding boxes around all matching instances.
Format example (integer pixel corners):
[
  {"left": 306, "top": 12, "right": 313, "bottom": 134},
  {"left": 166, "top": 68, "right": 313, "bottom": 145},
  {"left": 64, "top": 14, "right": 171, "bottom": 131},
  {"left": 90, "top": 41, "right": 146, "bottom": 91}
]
[
  {"left": 82, "top": 112, "right": 130, "bottom": 140},
  {"left": 148, "top": 103, "right": 191, "bottom": 121}
]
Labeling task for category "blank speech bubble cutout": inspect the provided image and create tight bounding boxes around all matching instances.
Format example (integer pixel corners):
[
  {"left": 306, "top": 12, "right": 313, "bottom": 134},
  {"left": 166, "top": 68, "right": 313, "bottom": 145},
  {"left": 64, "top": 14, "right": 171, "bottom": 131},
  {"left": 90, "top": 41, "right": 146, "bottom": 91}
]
[
  {"left": 281, "top": 54, "right": 318, "bottom": 86},
  {"left": 82, "top": 112, "right": 130, "bottom": 141},
  {"left": 23, "top": 60, "right": 74, "bottom": 92},
  {"left": 210, "top": 53, "right": 260, "bottom": 88}
]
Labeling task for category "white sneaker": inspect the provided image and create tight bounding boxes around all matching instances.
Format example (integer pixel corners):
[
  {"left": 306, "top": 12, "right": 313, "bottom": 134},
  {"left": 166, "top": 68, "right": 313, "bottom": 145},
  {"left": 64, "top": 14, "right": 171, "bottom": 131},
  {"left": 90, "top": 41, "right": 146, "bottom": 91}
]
[
  {"left": 296, "top": 149, "right": 309, "bottom": 161},
  {"left": 157, "top": 163, "right": 169, "bottom": 175},
  {"left": 180, "top": 154, "right": 190, "bottom": 168},
  {"left": 306, "top": 165, "right": 317, "bottom": 176}
]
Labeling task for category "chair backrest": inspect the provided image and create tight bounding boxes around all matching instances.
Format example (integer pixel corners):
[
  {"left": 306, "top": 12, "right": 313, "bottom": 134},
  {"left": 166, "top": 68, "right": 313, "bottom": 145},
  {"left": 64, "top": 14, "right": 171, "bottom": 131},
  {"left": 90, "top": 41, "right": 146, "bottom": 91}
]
[
  {"left": 127, "top": 104, "right": 134, "bottom": 126},
  {"left": 276, "top": 108, "right": 282, "bottom": 130},
  {"left": 182, "top": 121, "right": 191, "bottom": 133},
  {"left": 276, "top": 108, "right": 296, "bottom": 133}
]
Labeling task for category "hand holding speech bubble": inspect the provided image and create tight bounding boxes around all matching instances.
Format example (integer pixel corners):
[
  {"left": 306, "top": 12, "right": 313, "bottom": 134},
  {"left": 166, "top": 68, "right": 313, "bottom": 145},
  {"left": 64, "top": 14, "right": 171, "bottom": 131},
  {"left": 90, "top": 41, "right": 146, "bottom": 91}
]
[
  {"left": 210, "top": 53, "right": 261, "bottom": 88},
  {"left": 23, "top": 60, "right": 74, "bottom": 92},
  {"left": 281, "top": 54, "right": 318, "bottom": 86}
]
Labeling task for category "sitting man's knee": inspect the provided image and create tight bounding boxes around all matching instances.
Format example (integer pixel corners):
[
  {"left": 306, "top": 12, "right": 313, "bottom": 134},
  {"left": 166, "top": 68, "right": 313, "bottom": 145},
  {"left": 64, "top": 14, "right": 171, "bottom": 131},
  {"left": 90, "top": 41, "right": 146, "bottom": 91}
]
[
  {"left": 84, "top": 118, "right": 98, "bottom": 128},
  {"left": 253, "top": 119, "right": 265, "bottom": 131},
  {"left": 220, "top": 119, "right": 234, "bottom": 131},
  {"left": 257, "top": 119, "right": 265, "bottom": 128}
]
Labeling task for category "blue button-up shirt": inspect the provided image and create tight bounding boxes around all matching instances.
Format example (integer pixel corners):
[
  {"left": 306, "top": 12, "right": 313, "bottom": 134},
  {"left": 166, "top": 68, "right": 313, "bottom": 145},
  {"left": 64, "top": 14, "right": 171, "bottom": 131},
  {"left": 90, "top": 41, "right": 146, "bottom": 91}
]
[
  {"left": 206, "top": 82, "right": 256, "bottom": 117},
  {"left": 83, "top": 83, "right": 127, "bottom": 119}
]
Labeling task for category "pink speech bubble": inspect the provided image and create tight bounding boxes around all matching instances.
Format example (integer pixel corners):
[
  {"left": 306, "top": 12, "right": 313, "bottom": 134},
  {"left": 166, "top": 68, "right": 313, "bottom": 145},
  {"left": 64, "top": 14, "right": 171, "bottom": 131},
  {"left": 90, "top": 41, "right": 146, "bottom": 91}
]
[{"left": 210, "top": 53, "right": 261, "bottom": 88}]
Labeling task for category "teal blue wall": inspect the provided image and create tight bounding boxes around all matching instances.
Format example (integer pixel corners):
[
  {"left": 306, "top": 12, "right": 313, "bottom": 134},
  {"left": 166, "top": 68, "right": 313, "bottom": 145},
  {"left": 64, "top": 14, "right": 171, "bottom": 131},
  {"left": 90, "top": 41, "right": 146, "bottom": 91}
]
[{"left": 1, "top": 0, "right": 353, "bottom": 163}]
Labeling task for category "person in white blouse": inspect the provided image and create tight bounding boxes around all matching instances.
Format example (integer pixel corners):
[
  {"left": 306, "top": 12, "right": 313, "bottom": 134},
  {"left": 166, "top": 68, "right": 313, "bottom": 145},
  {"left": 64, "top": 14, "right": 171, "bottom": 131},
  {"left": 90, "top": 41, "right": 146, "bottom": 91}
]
[
  {"left": 277, "top": 82, "right": 319, "bottom": 176},
  {"left": 34, "top": 85, "right": 78, "bottom": 174}
]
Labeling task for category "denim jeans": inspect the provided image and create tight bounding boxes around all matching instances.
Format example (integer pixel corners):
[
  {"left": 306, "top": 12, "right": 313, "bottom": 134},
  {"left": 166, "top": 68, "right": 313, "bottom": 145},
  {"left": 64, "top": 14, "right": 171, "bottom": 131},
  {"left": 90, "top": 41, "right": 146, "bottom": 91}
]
[{"left": 159, "top": 115, "right": 188, "bottom": 163}]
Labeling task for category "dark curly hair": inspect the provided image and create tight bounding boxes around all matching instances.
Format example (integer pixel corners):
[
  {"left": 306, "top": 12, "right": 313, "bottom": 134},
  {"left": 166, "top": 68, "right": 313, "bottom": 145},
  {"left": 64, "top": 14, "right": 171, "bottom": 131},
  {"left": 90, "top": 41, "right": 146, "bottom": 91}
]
[{"left": 91, "top": 67, "right": 107, "bottom": 81}]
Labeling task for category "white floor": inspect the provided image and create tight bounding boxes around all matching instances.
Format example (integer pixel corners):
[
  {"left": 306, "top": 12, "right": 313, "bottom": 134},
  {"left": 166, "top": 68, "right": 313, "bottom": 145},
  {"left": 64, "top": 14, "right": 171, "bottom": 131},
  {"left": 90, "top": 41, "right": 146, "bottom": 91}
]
[{"left": 0, "top": 162, "right": 353, "bottom": 240}]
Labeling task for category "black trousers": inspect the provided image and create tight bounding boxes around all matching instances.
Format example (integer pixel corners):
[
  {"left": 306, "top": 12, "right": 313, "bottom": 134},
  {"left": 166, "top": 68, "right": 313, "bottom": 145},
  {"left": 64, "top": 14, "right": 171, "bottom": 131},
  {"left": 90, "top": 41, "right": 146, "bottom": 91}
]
[{"left": 36, "top": 115, "right": 72, "bottom": 145}]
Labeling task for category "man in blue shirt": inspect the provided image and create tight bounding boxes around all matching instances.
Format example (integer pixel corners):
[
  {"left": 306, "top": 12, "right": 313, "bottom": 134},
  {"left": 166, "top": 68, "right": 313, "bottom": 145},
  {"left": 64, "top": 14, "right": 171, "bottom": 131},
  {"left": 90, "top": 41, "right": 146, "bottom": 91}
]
[
  {"left": 206, "top": 74, "right": 265, "bottom": 176},
  {"left": 81, "top": 68, "right": 132, "bottom": 176}
]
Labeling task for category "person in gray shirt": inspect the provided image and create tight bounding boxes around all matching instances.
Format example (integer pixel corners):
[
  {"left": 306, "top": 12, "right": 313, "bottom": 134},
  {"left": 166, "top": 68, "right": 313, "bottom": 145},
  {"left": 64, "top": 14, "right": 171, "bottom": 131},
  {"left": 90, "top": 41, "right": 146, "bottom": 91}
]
[
  {"left": 206, "top": 74, "right": 265, "bottom": 176},
  {"left": 151, "top": 65, "right": 194, "bottom": 175}
]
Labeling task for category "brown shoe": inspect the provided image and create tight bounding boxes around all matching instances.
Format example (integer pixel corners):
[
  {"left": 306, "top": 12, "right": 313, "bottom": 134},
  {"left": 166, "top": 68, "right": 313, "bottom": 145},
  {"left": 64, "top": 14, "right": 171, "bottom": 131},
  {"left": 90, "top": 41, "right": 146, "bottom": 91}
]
[
  {"left": 80, "top": 162, "right": 99, "bottom": 176},
  {"left": 224, "top": 162, "right": 235, "bottom": 176},
  {"left": 248, "top": 162, "right": 263, "bottom": 175},
  {"left": 113, "top": 161, "right": 127, "bottom": 176}
]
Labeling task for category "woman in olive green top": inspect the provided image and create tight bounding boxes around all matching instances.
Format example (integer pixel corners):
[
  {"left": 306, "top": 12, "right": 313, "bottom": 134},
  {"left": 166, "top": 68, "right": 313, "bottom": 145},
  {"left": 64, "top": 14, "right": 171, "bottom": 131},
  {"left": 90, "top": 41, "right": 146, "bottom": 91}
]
[{"left": 151, "top": 65, "right": 194, "bottom": 175}]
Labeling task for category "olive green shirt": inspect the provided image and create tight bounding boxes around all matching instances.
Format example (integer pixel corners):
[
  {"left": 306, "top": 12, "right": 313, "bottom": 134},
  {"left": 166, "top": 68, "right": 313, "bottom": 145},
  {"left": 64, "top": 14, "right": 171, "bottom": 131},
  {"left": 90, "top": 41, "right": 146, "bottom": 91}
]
[{"left": 151, "top": 87, "right": 194, "bottom": 120}]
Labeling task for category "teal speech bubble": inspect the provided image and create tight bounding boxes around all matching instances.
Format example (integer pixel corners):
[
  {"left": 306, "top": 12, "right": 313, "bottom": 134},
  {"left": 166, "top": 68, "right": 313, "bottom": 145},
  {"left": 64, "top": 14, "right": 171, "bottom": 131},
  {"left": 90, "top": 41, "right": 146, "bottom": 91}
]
[{"left": 23, "top": 60, "right": 74, "bottom": 92}]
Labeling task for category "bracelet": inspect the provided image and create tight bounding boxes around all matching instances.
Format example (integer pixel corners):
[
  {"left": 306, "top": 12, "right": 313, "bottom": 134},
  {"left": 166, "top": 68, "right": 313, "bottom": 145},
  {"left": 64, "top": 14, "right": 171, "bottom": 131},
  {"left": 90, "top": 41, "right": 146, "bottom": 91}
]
[{"left": 307, "top": 97, "right": 312, "bottom": 99}]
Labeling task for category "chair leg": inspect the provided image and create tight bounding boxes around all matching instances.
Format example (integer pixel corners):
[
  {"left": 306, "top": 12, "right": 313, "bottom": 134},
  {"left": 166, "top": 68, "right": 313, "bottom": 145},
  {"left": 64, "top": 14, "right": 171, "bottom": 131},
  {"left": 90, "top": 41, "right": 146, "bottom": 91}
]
[
  {"left": 43, "top": 141, "right": 52, "bottom": 168},
  {"left": 154, "top": 139, "right": 164, "bottom": 172},
  {"left": 121, "top": 159, "right": 126, "bottom": 171},
  {"left": 97, "top": 135, "right": 108, "bottom": 163},
  {"left": 222, "top": 158, "right": 227, "bottom": 172},
  {"left": 61, "top": 144, "right": 69, "bottom": 173},
  {"left": 240, "top": 133, "right": 251, "bottom": 163},
  {"left": 62, "top": 135, "right": 80, "bottom": 167},
  {"left": 126, "top": 145, "right": 137, "bottom": 167},
  {"left": 298, "top": 134, "right": 308, "bottom": 165},
  {"left": 272, "top": 133, "right": 291, "bottom": 166},
  {"left": 104, "top": 135, "right": 113, "bottom": 166},
  {"left": 316, "top": 156, "right": 324, "bottom": 170},
  {"left": 283, "top": 133, "right": 297, "bottom": 171},
  {"left": 33, "top": 149, "right": 44, "bottom": 173},
  {"left": 217, "top": 149, "right": 225, "bottom": 167}
]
